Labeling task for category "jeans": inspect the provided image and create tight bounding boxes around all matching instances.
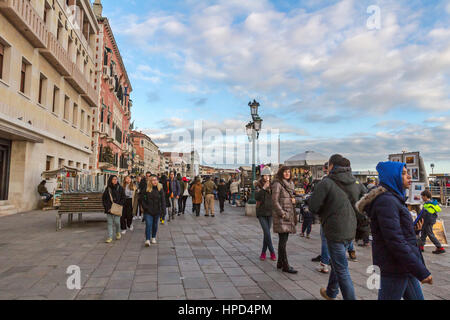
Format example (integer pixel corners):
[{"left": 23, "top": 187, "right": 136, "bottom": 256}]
[
  {"left": 257, "top": 216, "right": 275, "bottom": 254},
  {"left": 348, "top": 241, "right": 355, "bottom": 252},
  {"left": 231, "top": 193, "right": 238, "bottom": 205},
  {"left": 320, "top": 226, "right": 330, "bottom": 265},
  {"left": 40, "top": 192, "right": 53, "bottom": 202},
  {"left": 179, "top": 196, "right": 188, "bottom": 214},
  {"left": 170, "top": 198, "right": 178, "bottom": 217},
  {"left": 106, "top": 214, "right": 121, "bottom": 239},
  {"left": 326, "top": 239, "right": 356, "bottom": 300},
  {"left": 302, "top": 219, "right": 313, "bottom": 235},
  {"left": 219, "top": 196, "right": 226, "bottom": 212},
  {"left": 144, "top": 214, "right": 160, "bottom": 240},
  {"left": 379, "top": 274, "right": 425, "bottom": 300}
]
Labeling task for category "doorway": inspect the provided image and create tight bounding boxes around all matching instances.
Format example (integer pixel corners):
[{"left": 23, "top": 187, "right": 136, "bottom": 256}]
[{"left": 0, "top": 139, "right": 11, "bottom": 200}]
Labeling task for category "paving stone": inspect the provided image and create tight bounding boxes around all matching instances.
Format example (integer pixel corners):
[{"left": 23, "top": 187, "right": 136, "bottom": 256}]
[
  {"left": 129, "top": 291, "right": 158, "bottom": 300},
  {"left": 158, "top": 284, "right": 185, "bottom": 298},
  {"left": 186, "top": 288, "right": 215, "bottom": 299},
  {"left": 84, "top": 277, "right": 109, "bottom": 288},
  {"left": 101, "top": 289, "right": 130, "bottom": 300},
  {"left": 131, "top": 282, "right": 157, "bottom": 292},
  {"left": 183, "top": 277, "right": 210, "bottom": 289}
]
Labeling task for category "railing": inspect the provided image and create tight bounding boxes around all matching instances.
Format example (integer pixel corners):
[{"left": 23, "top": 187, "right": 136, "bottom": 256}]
[
  {"left": 84, "top": 84, "right": 98, "bottom": 108},
  {"left": 0, "top": 0, "right": 49, "bottom": 48},
  {"left": 41, "top": 32, "right": 72, "bottom": 76},
  {"left": 59, "top": 174, "right": 113, "bottom": 193},
  {"left": 66, "top": 62, "right": 88, "bottom": 94}
]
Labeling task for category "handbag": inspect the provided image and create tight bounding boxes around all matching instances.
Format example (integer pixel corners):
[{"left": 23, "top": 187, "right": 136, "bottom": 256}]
[{"left": 108, "top": 188, "right": 123, "bottom": 217}]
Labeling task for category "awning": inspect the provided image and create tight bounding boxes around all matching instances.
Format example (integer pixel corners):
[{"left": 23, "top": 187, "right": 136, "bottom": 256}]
[
  {"left": 41, "top": 166, "right": 81, "bottom": 178},
  {"left": 285, "top": 151, "right": 328, "bottom": 167}
]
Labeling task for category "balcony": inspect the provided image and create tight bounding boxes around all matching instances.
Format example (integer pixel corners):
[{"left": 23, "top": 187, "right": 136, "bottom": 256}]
[
  {"left": 40, "top": 33, "right": 72, "bottom": 76},
  {"left": 83, "top": 85, "right": 98, "bottom": 108},
  {"left": 0, "top": 0, "right": 48, "bottom": 48},
  {"left": 66, "top": 63, "right": 87, "bottom": 95}
]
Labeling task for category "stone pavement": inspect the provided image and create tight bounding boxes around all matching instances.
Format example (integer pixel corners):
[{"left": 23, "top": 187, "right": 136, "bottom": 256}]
[{"left": 0, "top": 201, "right": 449, "bottom": 300}]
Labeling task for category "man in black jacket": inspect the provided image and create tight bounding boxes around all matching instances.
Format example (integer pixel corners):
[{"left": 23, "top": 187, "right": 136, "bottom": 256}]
[{"left": 310, "top": 155, "right": 364, "bottom": 300}]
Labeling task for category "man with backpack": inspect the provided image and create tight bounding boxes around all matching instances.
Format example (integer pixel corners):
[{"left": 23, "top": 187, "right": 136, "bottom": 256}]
[{"left": 310, "top": 154, "right": 366, "bottom": 300}]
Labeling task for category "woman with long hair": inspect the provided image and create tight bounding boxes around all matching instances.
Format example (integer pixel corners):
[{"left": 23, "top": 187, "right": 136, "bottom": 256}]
[
  {"left": 255, "top": 167, "right": 276, "bottom": 261},
  {"left": 272, "top": 166, "right": 298, "bottom": 274},
  {"left": 121, "top": 175, "right": 136, "bottom": 234},
  {"left": 141, "top": 175, "right": 166, "bottom": 246},
  {"left": 159, "top": 174, "right": 169, "bottom": 224},
  {"left": 190, "top": 177, "right": 203, "bottom": 217},
  {"left": 102, "top": 175, "right": 125, "bottom": 243}
]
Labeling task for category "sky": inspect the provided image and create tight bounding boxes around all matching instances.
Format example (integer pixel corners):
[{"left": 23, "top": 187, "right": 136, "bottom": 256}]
[{"left": 100, "top": 0, "right": 450, "bottom": 172}]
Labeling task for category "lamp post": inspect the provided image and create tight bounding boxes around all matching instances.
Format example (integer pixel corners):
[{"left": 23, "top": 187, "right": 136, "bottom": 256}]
[
  {"left": 246, "top": 100, "right": 263, "bottom": 205},
  {"left": 431, "top": 163, "right": 435, "bottom": 175}
]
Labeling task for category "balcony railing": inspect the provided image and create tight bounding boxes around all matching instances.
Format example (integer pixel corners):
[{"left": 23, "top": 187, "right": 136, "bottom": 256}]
[
  {"left": 83, "top": 84, "right": 98, "bottom": 108},
  {"left": 66, "top": 62, "right": 87, "bottom": 94},
  {"left": 40, "top": 32, "right": 72, "bottom": 76},
  {"left": 0, "top": 0, "right": 48, "bottom": 48}
]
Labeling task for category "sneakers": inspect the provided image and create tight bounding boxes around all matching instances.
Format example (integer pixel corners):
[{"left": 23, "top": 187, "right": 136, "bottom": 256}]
[
  {"left": 151, "top": 238, "right": 157, "bottom": 244},
  {"left": 320, "top": 288, "right": 335, "bottom": 300},
  {"left": 145, "top": 240, "right": 150, "bottom": 247},
  {"left": 161, "top": 219, "right": 165, "bottom": 225},
  {"left": 121, "top": 230, "right": 127, "bottom": 235},
  {"left": 348, "top": 250, "right": 357, "bottom": 262},
  {"left": 317, "top": 262, "right": 329, "bottom": 274},
  {"left": 270, "top": 253, "right": 277, "bottom": 261},
  {"left": 300, "top": 233, "right": 305, "bottom": 238},
  {"left": 105, "top": 238, "right": 113, "bottom": 244},
  {"left": 312, "top": 255, "right": 321, "bottom": 262},
  {"left": 432, "top": 248, "right": 446, "bottom": 254},
  {"left": 129, "top": 225, "right": 134, "bottom": 232},
  {"left": 116, "top": 233, "right": 121, "bottom": 240},
  {"left": 306, "top": 234, "right": 311, "bottom": 239},
  {"left": 282, "top": 266, "right": 298, "bottom": 274},
  {"left": 260, "top": 253, "right": 266, "bottom": 261},
  {"left": 211, "top": 214, "right": 215, "bottom": 217}
]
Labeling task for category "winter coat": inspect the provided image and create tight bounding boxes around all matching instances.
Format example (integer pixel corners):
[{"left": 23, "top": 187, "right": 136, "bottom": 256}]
[
  {"left": 309, "top": 167, "right": 364, "bottom": 242},
  {"left": 230, "top": 181, "right": 240, "bottom": 194},
  {"left": 356, "top": 185, "right": 431, "bottom": 281},
  {"left": 271, "top": 179, "right": 297, "bottom": 234},
  {"left": 203, "top": 180, "right": 217, "bottom": 195},
  {"left": 102, "top": 184, "right": 126, "bottom": 214},
  {"left": 217, "top": 184, "right": 227, "bottom": 198},
  {"left": 191, "top": 183, "right": 203, "bottom": 204},
  {"left": 255, "top": 183, "right": 273, "bottom": 217},
  {"left": 141, "top": 183, "right": 166, "bottom": 217},
  {"left": 168, "top": 178, "right": 181, "bottom": 198},
  {"left": 38, "top": 184, "right": 48, "bottom": 195}
]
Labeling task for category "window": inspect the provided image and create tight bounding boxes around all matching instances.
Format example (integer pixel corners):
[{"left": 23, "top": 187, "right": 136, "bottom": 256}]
[
  {"left": 68, "top": 161, "right": 74, "bottom": 167},
  {"left": 20, "top": 60, "right": 26, "bottom": 93},
  {"left": 46, "top": 156, "right": 54, "bottom": 171},
  {"left": 76, "top": 162, "right": 81, "bottom": 169},
  {"left": 73, "top": 103, "right": 78, "bottom": 126},
  {"left": 0, "top": 43, "right": 4, "bottom": 80},
  {"left": 80, "top": 109, "right": 85, "bottom": 131},
  {"left": 38, "top": 74, "right": 47, "bottom": 105},
  {"left": 63, "top": 96, "right": 70, "bottom": 121},
  {"left": 87, "top": 115, "right": 91, "bottom": 135},
  {"left": 52, "top": 86, "right": 59, "bottom": 113},
  {"left": 58, "top": 158, "right": 65, "bottom": 168}
]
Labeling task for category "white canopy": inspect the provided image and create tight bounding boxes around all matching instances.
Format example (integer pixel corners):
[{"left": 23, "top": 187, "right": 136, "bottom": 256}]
[{"left": 284, "top": 151, "right": 328, "bottom": 167}]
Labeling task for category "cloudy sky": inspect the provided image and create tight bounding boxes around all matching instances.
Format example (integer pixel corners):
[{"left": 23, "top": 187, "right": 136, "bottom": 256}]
[{"left": 102, "top": 0, "right": 450, "bottom": 172}]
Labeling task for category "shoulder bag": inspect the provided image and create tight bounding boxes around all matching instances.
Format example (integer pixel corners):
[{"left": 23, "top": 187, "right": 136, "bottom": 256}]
[{"left": 109, "top": 188, "right": 123, "bottom": 216}]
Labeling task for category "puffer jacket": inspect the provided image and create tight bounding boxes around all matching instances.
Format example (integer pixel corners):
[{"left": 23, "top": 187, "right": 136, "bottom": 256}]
[
  {"left": 230, "top": 181, "right": 240, "bottom": 194},
  {"left": 356, "top": 184, "right": 430, "bottom": 281},
  {"left": 309, "top": 167, "right": 364, "bottom": 242},
  {"left": 255, "top": 181, "right": 273, "bottom": 217},
  {"left": 141, "top": 183, "right": 166, "bottom": 217},
  {"left": 272, "top": 179, "right": 297, "bottom": 234},
  {"left": 102, "top": 184, "right": 126, "bottom": 214}
]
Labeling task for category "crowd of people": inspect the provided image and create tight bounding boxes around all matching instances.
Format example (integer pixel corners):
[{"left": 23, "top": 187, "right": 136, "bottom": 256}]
[{"left": 100, "top": 154, "right": 446, "bottom": 300}]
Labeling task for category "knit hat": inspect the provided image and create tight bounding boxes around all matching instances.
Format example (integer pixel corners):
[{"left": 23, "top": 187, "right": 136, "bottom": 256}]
[{"left": 261, "top": 167, "right": 273, "bottom": 176}]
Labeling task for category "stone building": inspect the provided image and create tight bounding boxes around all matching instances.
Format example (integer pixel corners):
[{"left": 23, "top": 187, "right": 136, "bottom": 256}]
[
  {"left": 0, "top": 0, "right": 99, "bottom": 213},
  {"left": 92, "top": 0, "right": 133, "bottom": 177},
  {"left": 131, "top": 130, "right": 159, "bottom": 175}
]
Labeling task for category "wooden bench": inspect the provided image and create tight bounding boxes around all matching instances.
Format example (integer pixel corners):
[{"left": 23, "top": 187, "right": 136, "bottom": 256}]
[{"left": 57, "top": 193, "right": 105, "bottom": 231}]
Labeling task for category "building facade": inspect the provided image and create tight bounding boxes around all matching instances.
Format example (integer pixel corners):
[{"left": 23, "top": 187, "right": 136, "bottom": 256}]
[
  {"left": 131, "top": 130, "right": 159, "bottom": 175},
  {"left": 92, "top": 0, "right": 133, "bottom": 176},
  {"left": 0, "top": 0, "right": 99, "bottom": 213}
]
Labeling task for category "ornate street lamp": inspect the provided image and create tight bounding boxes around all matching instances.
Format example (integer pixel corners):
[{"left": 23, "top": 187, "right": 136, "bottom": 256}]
[
  {"left": 246, "top": 100, "right": 263, "bottom": 206},
  {"left": 249, "top": 100, "right": 260, "bottom": 120}
]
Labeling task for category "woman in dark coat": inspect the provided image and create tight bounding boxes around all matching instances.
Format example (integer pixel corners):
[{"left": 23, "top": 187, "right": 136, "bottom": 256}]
[
  {"left": 255, "top": 167, "right": 276, "bottom": 262},
  {"left": 159, "top": 174, "right": 170, "bottom": 224},
  {"left": 141, "top": 175, "right": 166, "bottom": 246},
  {"left": 102, "top": 175, "right": 125, "bottom": 243},
  {"left": 356, "top": 162, "right": 432, "bottom": 300},
  {"left": 272, "top": 166, "right": 298, "bottom": 274},
  {"left": 217, "top": 179, "right": 228, "bottom": 213}
]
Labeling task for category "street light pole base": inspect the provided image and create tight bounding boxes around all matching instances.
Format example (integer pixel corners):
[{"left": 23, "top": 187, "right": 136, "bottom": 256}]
[{"left": 245, "top": 203, "right": 257, "bottom": 217}]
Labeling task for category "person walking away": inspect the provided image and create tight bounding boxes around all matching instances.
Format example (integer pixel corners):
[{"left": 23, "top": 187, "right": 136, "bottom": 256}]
[
  {"left": 141, "top": 175, "right": 166, "bottom": 246},
  {"left": 102, "top": 175, "right": 125, "bottom": 243},
  {"left": 300, "top": 199, "right": 313, "bottom": 239},
  {"left": 255, "top": 168, "right": 276, "bottom": 262},
  {"left": 272, "top": 166, "right": 298, "bottom": 274},
  {"left": 179, "top": 177, "right": 190, "bottom": 215},
  {"left": 38, "top": 180, "right": 53, "bottom": 202},
  {"left": 418, "top": 190, "right": 446, "bottom": 254},
  {"left": 139, "top": 172, "right": 151, "bottom": 222},
  {"left": 226, "top": 179, "right": 232, "bottom": 204},
  {"left": 190, "top": 178, "right": 203, "bottom": 216},
  {"left": 230, "top": 178, "right": 240, "bottom": 206},
  {"left": 309, "top": 155, "right": 362, "bottom": 300},
  {"left": 168, "top": 171, "right": 180, "bottom": 221},
  {"left": 356, "top": 161, "right": 433, "bottom": 300},
  {"left": 217, "top": 179, "right": 227, "bottom": 213},
  {"left": 134, "top": 176, "right": 143, "bottom": 221},
  {"left": 189, "top": 178, "right": 196, "bottom": 214},
  {"left": 121, "top": 176, "right": 136, "bottom": 234},
  {"left": 160, "top": 174, "right": 170, "bottom": 224},
  {"left": 203, "top": 176, "right": 217, "bottom": 217}
]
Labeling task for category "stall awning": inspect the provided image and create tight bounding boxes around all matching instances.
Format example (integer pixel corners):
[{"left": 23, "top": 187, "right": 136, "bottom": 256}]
[{"left": 285, "top": 151, "right": 328, "bottom": 167}]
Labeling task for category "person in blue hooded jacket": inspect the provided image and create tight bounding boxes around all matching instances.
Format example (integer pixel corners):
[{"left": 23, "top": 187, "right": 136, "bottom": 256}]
[{"left": 355, "top": 161, "right": 433, "bottom": 300}]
